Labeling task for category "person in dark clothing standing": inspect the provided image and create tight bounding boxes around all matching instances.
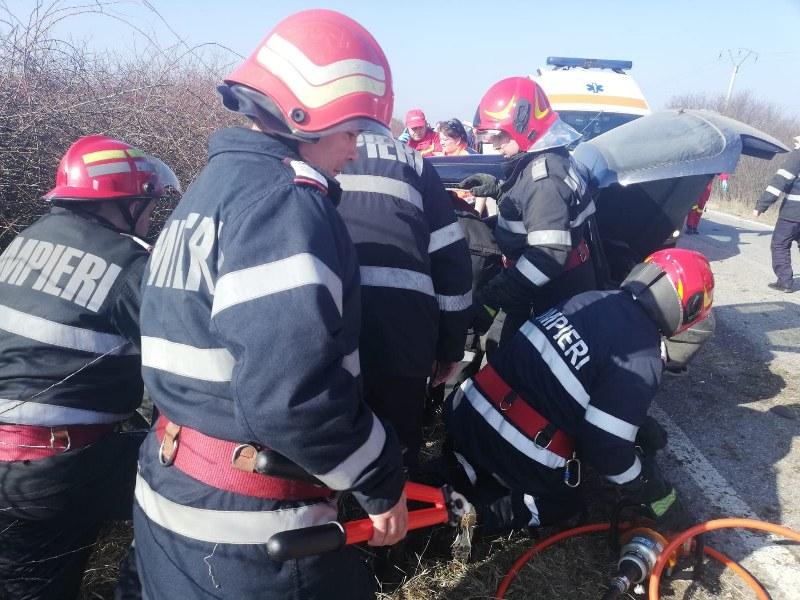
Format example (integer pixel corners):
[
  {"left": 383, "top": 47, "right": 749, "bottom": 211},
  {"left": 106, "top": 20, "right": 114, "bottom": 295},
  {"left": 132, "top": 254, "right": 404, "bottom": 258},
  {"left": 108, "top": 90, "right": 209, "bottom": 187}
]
[
  {"left": 461, "top": 77, "right": 597, "bottom": 344},
  {"left": 441, "top": 249, "right": 714, "bottom": 534},
  {"left": 0, "top": 135, "right": 178, "bottom": 600},
  {"left": 132, "top": 11, "right": 407, "bottom": 600},
  {"left": 754, "top": 136, "right": 800, "bottom": 293},
  {"left": 337, "top": 133, "right": 472, "bottom": 470}
]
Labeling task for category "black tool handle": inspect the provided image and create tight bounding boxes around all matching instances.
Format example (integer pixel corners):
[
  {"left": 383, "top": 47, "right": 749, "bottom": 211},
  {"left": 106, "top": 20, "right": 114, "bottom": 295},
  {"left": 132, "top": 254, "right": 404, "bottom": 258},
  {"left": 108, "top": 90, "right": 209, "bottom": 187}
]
[
  {"left": 254, "top": 449, "right": 325, "bottom": 486},
  {"left": 267, "top": 522, "right": 345, "bottom": 561}
]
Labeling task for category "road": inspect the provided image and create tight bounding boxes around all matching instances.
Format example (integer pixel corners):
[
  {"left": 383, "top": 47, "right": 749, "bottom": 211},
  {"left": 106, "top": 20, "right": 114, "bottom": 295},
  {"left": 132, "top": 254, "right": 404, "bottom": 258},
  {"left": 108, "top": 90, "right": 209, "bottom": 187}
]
[{"left": 655, "top": 209, "right": 800, "bottom": 598}]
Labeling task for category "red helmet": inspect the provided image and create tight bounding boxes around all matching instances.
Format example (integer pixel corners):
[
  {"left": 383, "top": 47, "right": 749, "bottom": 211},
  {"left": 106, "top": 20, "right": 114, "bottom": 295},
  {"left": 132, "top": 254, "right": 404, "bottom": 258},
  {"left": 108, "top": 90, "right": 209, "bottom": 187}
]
[
  {"left": 221, "top": 10, "right": 393, "bottom": 139},
  {"left": 473, "top": 77, "right": 558, "bottom": 152},
  {"left": 43, "top": 135, "right": 169, "bottom": 203},
  {"left": 621, "top": 248, "right": 714, "bottom": 337}
]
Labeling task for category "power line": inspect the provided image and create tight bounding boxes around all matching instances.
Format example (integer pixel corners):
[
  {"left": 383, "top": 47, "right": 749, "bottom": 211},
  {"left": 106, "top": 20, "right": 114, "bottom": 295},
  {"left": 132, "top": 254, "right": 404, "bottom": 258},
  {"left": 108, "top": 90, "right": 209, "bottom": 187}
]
[{"left": 720, "top": 48, "right": 758, "bottom": 109}]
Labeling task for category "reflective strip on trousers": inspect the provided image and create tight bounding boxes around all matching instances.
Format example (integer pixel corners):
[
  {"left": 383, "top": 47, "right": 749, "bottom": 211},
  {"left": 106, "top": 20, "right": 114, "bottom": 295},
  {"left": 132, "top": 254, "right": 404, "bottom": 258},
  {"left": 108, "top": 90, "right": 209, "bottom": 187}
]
[
  {"left": 605, "top": 455, "right": 642, "bottom": 484},
  {"left": 134, "top": 473, "right": 337, "bottom": 545}
]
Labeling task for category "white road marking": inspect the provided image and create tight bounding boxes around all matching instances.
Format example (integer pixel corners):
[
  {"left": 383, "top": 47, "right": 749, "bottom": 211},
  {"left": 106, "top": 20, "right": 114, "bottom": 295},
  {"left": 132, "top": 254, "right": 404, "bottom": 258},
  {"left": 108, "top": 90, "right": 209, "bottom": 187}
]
[
  {"left": 651, "top": 404, "right": 800, "bottom": 597},
  {"left": 705, "top": 209, "right": 775, "bottom": 231}
]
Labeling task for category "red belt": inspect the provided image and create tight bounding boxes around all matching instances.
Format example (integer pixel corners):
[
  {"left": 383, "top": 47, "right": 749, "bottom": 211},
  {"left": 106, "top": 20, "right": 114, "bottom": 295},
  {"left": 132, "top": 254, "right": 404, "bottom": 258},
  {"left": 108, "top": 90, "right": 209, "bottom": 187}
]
[
  {"left": 0, "top": 422, "right": 115, "bottom": 462},
  {"left": 502, "top": 239, "right": 590, "bottom": 272},
  {"left": 155, "top": 416, "right": 331, "bottom": 501},
  {"left": 472, "top": 364, "right": 574, "bottom": 460}
]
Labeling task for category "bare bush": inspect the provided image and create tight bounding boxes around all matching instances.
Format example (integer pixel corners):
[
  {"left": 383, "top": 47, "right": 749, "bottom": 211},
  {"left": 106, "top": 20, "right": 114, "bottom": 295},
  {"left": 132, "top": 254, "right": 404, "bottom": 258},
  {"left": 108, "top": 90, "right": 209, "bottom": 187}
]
[
  {"left": 667, "top": 91, "right": 799, "bottom": 208},
  {"left": 0, "top": 0, "right": 240, "bottom": 250}
]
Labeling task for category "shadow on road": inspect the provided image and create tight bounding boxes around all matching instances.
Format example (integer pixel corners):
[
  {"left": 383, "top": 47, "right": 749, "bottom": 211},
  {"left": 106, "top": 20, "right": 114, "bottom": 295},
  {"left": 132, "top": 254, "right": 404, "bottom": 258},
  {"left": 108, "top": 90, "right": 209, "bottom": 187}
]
[{"left": 689, "top": 219, "right": 773, "bottom": 262}]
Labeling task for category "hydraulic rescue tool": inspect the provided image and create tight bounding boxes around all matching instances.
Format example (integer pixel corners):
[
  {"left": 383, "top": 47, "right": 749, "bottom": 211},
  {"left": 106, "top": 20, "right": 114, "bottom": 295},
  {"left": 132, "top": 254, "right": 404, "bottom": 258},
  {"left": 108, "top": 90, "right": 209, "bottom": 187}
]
[
  {"left": 267, "top": 481, "right": 475, "bottom": 561},
  {"left": 252, "top": 447, "right": 475, "bottom": 562},
  {"left": 601, "top": 527, "right": 693, "bottom": 600}
]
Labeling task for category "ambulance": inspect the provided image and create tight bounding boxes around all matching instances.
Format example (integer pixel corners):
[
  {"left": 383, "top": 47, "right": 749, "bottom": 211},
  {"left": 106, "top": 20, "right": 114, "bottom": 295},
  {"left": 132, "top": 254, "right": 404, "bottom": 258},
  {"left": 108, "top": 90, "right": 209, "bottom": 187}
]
[{"left": 532, "top": 57, "right": 650, "bottom": 143}]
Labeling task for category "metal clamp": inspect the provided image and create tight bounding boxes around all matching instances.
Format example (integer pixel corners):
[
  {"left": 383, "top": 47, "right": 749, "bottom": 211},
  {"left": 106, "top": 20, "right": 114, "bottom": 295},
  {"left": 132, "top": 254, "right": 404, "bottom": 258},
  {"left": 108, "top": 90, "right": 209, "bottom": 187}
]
[
  {"left": 499, "top": 391, "right": 516, "bottom": 412},
  {"left": 49, "top": 428, "right": 71, "bottom": 453},
  {"left": 564, "top": 453, "right": 582, "bottom": 488},
  {"left": 158, "top": 432, "right": 179, "bottom": 466},
  {"left": 533, "top": 429, "right": 553, "bottom": 450}
]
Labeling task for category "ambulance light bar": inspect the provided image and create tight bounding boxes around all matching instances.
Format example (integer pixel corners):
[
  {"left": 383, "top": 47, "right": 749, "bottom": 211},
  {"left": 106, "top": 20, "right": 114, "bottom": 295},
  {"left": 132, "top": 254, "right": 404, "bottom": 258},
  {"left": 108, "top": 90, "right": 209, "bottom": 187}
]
[{"left": 546, "top": 57, "right": 633, "bottom": 71}]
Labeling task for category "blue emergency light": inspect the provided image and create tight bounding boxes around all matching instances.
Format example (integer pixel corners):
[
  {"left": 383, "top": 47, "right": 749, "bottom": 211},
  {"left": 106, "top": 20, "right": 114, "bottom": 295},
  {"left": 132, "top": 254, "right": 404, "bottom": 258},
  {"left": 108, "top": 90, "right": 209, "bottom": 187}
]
[{"left": 547, "top": 57, "right": 633, "bottom": 71}]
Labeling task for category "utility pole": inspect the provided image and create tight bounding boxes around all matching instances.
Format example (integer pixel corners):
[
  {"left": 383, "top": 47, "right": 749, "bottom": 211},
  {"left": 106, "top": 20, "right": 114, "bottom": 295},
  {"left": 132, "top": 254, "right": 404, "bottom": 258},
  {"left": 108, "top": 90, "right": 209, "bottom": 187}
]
[{"left": 722, "top": 48, "right": 758, "bottom": 110}]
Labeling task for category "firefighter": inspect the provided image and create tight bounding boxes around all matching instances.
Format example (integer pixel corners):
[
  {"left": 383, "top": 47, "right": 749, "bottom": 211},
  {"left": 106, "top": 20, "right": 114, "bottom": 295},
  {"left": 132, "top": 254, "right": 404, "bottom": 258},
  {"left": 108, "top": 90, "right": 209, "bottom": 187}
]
[
  {"left": 753, "top": 135, "right": 800, "bottom": 293},
  {"left": 337, "top": 132, "right": 472, "bottom": 472},
  {"left": 685, "top": 179, "right": 714, "bottom": 235},
  {"left": 132, "top": 11, "right": 407, "bottom": 599},
  {"left": 461, "top": 77, "right": 597, "bottom": 343},
  {"left": 0, "top": 135, "right": 178, "bottom": 600},
  {"left": 403, "top": 108, "right": 442, "bottom": 157},
  {"left": 440, "top": 249, "right": 714, "bottom": 534}
]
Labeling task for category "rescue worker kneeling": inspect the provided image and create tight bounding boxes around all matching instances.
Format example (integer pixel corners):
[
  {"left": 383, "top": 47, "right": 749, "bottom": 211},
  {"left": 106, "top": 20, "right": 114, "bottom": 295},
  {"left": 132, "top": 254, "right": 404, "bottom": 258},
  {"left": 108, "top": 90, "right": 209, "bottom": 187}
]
[
  {"left": 440, "top": 249, "right": 714, "bottom": 533},
  {"left": 0, "top": 136, "right": 178, "bottom": 600},
  {"left": 132, "top": 11, "right": 407, "bottom": 600}
]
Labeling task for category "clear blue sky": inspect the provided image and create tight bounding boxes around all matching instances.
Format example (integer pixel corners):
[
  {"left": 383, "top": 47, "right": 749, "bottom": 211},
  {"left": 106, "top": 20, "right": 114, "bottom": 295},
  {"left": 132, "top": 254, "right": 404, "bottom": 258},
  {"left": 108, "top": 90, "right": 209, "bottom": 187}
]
[{"left": 11, "top": 0, "right": 800, "bottom": 123}]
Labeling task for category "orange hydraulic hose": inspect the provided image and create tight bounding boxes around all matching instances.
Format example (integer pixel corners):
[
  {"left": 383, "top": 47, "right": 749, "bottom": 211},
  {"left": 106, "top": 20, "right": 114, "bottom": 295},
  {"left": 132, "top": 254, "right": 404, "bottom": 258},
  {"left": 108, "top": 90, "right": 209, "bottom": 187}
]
[
  {"left": 495, "top": 523, "right": 609, "bottom": 599},
  {"left": 648, "top": 518, "right": 800, "bottom": 599},
  {"left": 495, "top": 521, "right": 775, "bottom": 600},
  {"left": 703, "top": 546, "right": 769, "bottom": 600}
]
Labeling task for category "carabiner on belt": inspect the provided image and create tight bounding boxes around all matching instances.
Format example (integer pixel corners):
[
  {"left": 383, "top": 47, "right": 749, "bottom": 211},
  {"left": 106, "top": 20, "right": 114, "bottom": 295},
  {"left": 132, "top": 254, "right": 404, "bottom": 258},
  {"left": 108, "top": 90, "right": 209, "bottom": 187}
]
[{"left": 564, "top": 452, "right": 581, "bottom": 488}]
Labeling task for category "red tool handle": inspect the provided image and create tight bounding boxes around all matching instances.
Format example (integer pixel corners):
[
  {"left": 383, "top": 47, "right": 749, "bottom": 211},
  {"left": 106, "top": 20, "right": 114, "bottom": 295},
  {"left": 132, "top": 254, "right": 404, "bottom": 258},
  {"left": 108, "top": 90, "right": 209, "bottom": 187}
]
[{"left": 267, "top": 483, "right": 450, "bottom": 561}]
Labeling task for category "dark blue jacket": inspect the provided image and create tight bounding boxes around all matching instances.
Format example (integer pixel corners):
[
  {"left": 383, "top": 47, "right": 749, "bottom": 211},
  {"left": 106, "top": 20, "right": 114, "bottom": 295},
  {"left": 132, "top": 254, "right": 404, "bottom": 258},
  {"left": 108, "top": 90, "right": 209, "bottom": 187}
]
[
  {"left": 480, "top": 148, "right": 596, "bottom": 311},
  {"left": 0, "top": 207, "right": 146, "bottom": 425},
  {"left": 337, "top": 134, "right": 472, "bottom": 377},
  {"left": 447, "top": 289, "right": 662, "bottom": 495},
  {"left": 755, "top": 149, "right": 800, "bottom": 221},
  {"left": 137, "top": 128, "right": 404, "bottom": 518}
]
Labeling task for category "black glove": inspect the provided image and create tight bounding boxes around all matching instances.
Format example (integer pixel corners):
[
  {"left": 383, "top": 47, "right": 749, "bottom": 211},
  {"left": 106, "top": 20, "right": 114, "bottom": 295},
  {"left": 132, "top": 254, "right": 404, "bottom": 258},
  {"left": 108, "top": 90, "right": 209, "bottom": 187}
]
[
  {"left": 645, "top": 486, "right": 693, "bottom": 533},
  {"left": 471, "top": 300, "right": 497, "bottom": 336},
  {"left": 635, "top": 416, "right": 668, "bottom": 454},
  {"left": 459, "top": 173, "right": 502, "bottom": 198}
]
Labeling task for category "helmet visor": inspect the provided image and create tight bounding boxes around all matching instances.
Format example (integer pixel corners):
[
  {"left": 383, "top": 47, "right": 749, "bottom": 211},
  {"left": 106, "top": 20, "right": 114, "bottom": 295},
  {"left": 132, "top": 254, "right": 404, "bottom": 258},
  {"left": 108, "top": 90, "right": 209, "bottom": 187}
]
[{"left": 528, "top": 117, "right": 583, "bottom": 152}]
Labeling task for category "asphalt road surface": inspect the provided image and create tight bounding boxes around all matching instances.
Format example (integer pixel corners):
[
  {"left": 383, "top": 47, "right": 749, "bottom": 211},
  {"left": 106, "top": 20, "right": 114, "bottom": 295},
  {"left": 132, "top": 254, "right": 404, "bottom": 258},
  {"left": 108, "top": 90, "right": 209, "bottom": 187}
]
[{"left": 655, "top": 209, "right": 800, "bottom": 599}]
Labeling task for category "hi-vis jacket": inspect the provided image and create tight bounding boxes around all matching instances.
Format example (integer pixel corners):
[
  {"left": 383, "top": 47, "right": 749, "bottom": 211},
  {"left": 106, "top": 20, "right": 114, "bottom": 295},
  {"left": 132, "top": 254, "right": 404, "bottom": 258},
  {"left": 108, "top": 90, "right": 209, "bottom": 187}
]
[
  {"left": 483, "top": 148, "right": 595, "bottom": 309},
  {"left": 337, "top": 134, "right": 472, "bottom": 377},
  {"left": 446, "top": 290, "right": 662, "bottom": 495},
  {"left": 135, "top": 128, "right": 404, "bottom": 538},
  {"left": 756, "top": 149, "right": 800, "bottom": 221},
  {"left": 0, "top": 208, "right": 146, "bottom": 425}
]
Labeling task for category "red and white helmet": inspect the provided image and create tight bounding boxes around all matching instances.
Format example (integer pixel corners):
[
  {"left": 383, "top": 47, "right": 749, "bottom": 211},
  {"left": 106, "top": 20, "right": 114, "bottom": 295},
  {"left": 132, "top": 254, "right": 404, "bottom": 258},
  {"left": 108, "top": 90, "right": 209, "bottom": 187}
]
[
  {"left": 621, "top": 248, "right": 714, "bottom": 337},
  {"left": 220, "top": 9, "right": 393, "bottom": 140},
  {"left": 473, "top": 76, "right": 580, "bottom": 153},
  {"left": 43, "top": 135, "right": 170, "bottom": 203}
]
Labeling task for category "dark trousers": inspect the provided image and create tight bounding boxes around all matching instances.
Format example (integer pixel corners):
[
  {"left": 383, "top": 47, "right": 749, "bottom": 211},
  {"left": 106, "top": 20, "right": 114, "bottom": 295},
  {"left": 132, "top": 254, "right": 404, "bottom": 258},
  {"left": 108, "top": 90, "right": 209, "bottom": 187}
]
[
  {"left": 499, "top": 259, "right": 597, "bottom": 345},
  {"left": 133, "top": 503, "right": 374, "bottom": 600},
  {"left": 363, "top": 374, "right": 427, "bottom": 471},
  {"left": 0, "top": 431, "right": 143, "bottom": 600},
  {"left": 770, "top": 217, "right": 800, "bottom": 286},
  {"left": 431, "top": 446, "right": 583, "bottom": 535}
]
